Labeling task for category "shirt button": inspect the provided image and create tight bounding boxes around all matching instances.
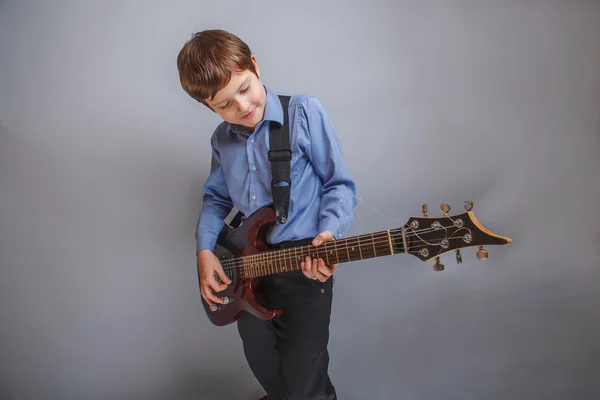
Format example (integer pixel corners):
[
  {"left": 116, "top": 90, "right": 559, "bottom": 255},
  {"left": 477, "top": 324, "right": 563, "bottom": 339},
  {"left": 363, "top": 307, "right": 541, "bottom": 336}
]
[
  {"left": 250, "top": 137, "right": 255, "bottom": 143},
  {"left": 252, "top": 194, "right": 257, "bottom": 201},
  {"left": 252, "top": 165, "right": 257, "bottom": 171}
]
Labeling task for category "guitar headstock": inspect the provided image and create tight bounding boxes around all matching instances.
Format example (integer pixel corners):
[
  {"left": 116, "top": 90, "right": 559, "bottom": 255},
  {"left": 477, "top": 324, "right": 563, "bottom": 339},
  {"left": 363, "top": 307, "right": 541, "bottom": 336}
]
[{"left": 403, "top": 201, "right": 512, "bottom": 270}]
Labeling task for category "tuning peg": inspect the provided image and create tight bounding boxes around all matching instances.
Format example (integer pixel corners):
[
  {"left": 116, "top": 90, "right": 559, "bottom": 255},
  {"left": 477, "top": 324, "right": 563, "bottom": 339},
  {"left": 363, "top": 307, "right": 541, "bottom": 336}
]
[
  {"left": 441, "top": 204, "right": 451, "bottom": 215},
  {"left": 422, "top": 204, "right": 428, "bottom": 217},
  {"left": 476, "top": 246, "right": 488, "bottom": 260},
  {"left": 464, "top": 200, "right": 473, "bottom": 211},
  {"left": 433, "top": 256, "right": 444, "bottom": 271},
  {"left": 455, "top": 249, "right": 462, "bottom": 264}
]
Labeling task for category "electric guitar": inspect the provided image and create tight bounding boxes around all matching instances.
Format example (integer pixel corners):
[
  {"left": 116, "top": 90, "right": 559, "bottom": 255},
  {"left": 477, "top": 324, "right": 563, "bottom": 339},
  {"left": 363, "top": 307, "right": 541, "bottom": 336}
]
[{"left": 200, "top": 201, "right": 512, "bottom": 326}]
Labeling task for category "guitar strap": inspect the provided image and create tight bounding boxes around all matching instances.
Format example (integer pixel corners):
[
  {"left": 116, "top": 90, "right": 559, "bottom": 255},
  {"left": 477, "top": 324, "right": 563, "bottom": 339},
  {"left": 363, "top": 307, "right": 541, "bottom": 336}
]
[
  {"left": 229, "top": 95, "right": 291, "bottom": 228},
  {"left": 268, "top": 95, "right": 292, "bottom": 224}
]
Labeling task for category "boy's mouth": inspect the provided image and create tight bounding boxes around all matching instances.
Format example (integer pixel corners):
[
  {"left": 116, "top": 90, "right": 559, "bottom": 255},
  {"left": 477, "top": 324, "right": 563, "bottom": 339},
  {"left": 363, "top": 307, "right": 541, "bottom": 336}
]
[{"left": 242, "top": 109, "right": 255, "bottom": 119}]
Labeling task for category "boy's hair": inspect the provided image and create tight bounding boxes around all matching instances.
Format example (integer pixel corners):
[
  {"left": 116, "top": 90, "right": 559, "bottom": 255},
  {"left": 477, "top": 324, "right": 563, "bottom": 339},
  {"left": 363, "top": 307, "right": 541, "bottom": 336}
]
[{"left": 177, "top": 29, "right": 258, "bottom": 108}]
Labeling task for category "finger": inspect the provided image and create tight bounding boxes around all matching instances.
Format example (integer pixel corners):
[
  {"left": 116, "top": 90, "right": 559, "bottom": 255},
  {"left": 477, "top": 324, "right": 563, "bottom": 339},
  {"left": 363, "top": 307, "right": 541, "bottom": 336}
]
[
  {"left": 199, "top": 287, "right": 213, "bottom": 308},
  {"left": 202, "top": 285, "right": 225, "bottom": 305},
  {"left": 202, "top": 294, "right": 213, "bottom": 309},
  {"left": 317, "top": 259, "right": 333, "bottom": 277},
  {"left": 312, "top": 231, "right": 333, "bottom": 246},
  {"left": 327, "top": 262, "right": 338, "bottom": 273},
  {"left": 302, "top": 257, "right": 317, "bottom": 280},
  {"left": 214, "top": 264, "right": 232, "bottom": 286},
  {"left": 313, "top": 259, "right": 330, "bottom": 282},
  {"left": 206, "top": 273, "right": 228, "bottom": 292}
]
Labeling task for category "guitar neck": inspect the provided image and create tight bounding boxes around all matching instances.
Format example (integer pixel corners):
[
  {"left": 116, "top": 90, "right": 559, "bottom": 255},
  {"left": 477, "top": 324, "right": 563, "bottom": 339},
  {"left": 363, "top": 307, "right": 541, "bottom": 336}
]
[{"left": 242, "top": 228, "right": 405, "bottom": 278}]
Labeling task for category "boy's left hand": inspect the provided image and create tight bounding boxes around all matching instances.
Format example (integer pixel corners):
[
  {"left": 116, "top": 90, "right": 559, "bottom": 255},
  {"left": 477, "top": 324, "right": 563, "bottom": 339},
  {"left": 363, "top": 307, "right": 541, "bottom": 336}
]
[{"left": 301, "top": 231, "right": 337, "bottom": 282}]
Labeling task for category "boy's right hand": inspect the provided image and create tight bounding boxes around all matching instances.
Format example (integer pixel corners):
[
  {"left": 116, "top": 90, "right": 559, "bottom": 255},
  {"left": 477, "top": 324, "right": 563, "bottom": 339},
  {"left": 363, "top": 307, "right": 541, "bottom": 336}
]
[{"left": 197, "top": 249, "right": 232, "bottom": 308}]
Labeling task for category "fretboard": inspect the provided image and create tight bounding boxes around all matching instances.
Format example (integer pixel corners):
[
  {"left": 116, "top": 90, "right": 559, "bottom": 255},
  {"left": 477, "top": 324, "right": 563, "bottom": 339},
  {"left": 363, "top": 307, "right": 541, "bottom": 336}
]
[{"left": 242, "top": 228, "right": 405, "bottom": 278}]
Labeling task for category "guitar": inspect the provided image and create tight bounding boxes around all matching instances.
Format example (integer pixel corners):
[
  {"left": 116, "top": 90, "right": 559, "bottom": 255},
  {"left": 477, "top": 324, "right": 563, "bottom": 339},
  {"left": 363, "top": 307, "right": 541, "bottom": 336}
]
[{"left": 200, "top": 201, "right": 512, "bottom": 326}]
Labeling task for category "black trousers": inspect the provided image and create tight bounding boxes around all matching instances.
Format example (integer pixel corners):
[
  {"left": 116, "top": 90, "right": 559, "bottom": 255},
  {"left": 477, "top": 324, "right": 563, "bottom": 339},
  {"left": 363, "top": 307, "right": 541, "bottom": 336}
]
[{"left": 236, "top": 240, "right": 337, "bottom": 400}]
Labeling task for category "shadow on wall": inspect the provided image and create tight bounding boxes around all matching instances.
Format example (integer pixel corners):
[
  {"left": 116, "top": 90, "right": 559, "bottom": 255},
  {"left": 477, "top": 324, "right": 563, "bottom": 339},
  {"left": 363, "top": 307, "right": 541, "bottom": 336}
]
[
  {"left": 160, "top": 371, "right": 262, "bottom": 400},
  {"left": 0, "top": 121, "right": 15, "bottom": 186}
]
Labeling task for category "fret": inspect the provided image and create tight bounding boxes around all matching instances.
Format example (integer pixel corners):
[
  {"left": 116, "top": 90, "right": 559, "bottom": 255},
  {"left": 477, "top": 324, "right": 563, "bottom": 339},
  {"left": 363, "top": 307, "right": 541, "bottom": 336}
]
[
  {"left": 259, "top": 255, "right": 263, "bottom": 276},
  {"left": 334, "top": 241, "right": 340, "bottom": 264},
  {"left": 294, "top": 247, "right": 298, "bottom": 270},
  {"left": 372, "top": 233, "right": 377, "bottom": 257},
  {"left": 359, "top": 235, "right": 371, "bottom": 259},
  {"left": 267, "top": 253, "right": 271, "bottom": 275},
  {"left": 324, "top": 242, "right": 330, "bottom": 265},
  {"left": 280, "top": 249, "right": 284, "bottom": 273},
  {"left": 269, "top": 252, "right": 273, "bottom": 274},
  {"left": 264, "top": 253, "right": 269, "bottom": 275},
  {"left": 357, "top": 236, "right": 363, "bottom": 259},
  {"left": 345, "top": 239, "right": 350, "bottom": 261},
  {"left": 347, "top": 237, "right": 358, "bottom": 261}
]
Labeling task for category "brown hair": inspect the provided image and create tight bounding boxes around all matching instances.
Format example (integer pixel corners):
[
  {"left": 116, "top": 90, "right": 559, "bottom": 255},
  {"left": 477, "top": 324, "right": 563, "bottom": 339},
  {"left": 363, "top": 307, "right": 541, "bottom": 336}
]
[{"left": 177, "top": 30, "right": 258, "bottom": 107}]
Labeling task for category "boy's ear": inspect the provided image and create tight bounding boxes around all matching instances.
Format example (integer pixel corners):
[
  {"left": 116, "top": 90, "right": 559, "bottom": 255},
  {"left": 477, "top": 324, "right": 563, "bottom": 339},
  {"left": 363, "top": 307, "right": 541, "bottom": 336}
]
[{"left": 251, "top": 54, "right": 260, "bottom": 79}]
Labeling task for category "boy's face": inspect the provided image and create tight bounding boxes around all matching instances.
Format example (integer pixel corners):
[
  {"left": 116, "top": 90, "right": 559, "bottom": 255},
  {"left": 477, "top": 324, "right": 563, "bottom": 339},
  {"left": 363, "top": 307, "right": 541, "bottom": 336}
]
[{"left": 206, "top": 56, "right": 266, "bottom": 132}]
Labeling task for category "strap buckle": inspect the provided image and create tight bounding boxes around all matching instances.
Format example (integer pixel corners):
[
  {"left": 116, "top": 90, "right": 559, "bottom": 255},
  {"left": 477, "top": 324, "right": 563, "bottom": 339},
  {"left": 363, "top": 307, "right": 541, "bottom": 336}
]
[{"left": 268, "top": 149, "right": 292, "bottom": 162}]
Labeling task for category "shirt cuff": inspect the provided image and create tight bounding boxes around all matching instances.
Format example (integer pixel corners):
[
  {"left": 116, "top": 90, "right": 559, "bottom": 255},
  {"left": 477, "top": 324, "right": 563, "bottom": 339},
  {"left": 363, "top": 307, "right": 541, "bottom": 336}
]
[
  {"left": 196, "top": 213, "right": 225, "bottom": 253},
  {"left": 318, "top": 217, "right": 347, "bottom": 240}
]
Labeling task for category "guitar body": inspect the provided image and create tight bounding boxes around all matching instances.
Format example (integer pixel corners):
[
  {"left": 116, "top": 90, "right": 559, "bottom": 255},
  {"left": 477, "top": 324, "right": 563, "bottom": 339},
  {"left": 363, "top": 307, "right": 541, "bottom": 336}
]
[{"left": 200, "top": 207, "right": 283, "bottom": 326}]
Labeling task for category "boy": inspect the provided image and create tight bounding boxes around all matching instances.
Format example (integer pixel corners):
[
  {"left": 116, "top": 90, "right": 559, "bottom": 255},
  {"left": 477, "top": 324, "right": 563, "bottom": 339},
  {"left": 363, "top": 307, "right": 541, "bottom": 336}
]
[{"left": 177, "top": 29, "right": 356, "bottom": 400}]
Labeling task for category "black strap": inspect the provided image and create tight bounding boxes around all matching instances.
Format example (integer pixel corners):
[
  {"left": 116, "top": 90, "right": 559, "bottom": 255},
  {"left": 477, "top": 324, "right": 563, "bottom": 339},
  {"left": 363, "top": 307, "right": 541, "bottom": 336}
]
[
  {"left": 268, "top": 95, "right": 291, "bottom": 224},
  {"left": 229, "top": 210, "right": 244, "bottom": 228}
]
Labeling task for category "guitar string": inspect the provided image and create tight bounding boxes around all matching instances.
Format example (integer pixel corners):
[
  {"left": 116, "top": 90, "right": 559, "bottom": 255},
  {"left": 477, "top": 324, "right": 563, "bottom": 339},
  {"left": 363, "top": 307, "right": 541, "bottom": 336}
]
[
  {"left": 217, "top": 226, "right": 444, "bottom": 270},
  {"left": 218, "top": 222, "right": 467, "bottom": 272},
  {"left": 227, "top": 238, "right": 471, "bottom": 279},
  {"left": 218, "top": 225, "right": 470, "bottom": 274}
]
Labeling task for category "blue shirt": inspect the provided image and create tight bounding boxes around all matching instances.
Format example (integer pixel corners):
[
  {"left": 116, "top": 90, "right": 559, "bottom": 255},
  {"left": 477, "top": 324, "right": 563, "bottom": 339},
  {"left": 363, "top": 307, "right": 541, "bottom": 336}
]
[{"left": 196, "top": 86, "right": 357, "bottom": 252}]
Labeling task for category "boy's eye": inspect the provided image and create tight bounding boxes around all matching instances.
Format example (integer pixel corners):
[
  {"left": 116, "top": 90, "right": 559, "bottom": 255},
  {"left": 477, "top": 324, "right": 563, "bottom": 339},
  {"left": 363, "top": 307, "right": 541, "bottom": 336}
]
[
  {"left": 220, "top": 102, "right": 230, "bottom": 109},
  {"left": 241, "top": 85, "right": 250, "bottom": 93}
]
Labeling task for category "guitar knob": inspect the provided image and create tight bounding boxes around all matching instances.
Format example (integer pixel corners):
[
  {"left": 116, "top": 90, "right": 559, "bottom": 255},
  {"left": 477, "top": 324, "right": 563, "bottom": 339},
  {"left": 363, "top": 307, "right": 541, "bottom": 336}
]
[
  {"left": 476, "top": 246, "right": 488, "bottom": 260},
  {"left": 464, "top": 200, "right": 473, "bottom": 211},
  {"left": 455, "top": 249, "right": 462, "bottom": 264},
  {"left": 210, "top": 304, "right": 218, "bottom": 312},
  {"left": 422, "top": 204, "right": 428, "bottom": 217},
  {"left": 223, "top": 296, "right": 231, "bottom": 304},
  {"left": 433, "top": 256, "right": 444, "bottom": 271},
  {"left": 441, "top": 204, "right": 451, "bottom": 215}
]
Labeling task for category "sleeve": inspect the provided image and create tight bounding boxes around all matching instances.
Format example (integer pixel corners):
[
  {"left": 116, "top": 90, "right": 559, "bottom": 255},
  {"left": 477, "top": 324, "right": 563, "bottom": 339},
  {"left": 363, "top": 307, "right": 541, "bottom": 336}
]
[
  {"left": 196, "top": 134, "right": 234, "bottom": 253},
  {"left": 299, "top": 96, "right": 357, "bottom": 238}
]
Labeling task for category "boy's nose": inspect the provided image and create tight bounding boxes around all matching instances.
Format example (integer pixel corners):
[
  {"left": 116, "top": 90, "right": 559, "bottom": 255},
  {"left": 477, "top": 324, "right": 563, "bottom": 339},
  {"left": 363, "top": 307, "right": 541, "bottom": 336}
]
[{"left": 235, "top": 100, "right": 248, "bottom": 113}]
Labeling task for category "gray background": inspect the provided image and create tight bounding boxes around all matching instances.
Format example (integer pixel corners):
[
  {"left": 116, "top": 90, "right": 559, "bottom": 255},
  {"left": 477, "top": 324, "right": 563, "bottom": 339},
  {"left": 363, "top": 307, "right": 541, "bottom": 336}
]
[{"left": 1, "top": 1, "right": 599, "bottom": 399}]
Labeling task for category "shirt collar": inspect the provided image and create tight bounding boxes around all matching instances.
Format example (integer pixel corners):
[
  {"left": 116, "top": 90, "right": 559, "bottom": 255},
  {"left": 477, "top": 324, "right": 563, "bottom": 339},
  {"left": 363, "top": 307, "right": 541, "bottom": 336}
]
[{"left": 227, "top": 86, "right": 283, "bottom": 136}]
